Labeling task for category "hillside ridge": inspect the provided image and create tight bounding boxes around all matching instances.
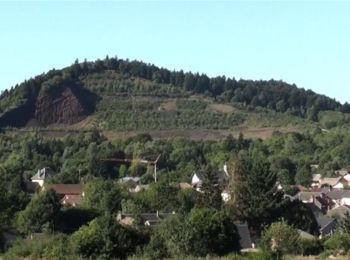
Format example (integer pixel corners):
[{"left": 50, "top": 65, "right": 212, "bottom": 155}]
[{"left": 0, "top": 56, "right": 349, "bottom": 129}]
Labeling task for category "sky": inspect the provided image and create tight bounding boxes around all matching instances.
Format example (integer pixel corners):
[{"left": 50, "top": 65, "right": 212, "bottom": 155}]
[{"left": 0, "top": 1, "right": 349, "bottom": 103}]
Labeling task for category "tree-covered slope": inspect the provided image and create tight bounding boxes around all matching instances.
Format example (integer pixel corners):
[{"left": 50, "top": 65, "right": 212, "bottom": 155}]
[{"left": 0, "top": 56, "right": 349, "bottom": 129}]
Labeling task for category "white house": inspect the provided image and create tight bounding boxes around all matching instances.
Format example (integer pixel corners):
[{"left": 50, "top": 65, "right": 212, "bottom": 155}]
[
  {"left": 311, "top": 174, "right": 322, "bottom": 188},
  {"left": 31, "top": 167, "right": 54, "bottom": 187},
  {"left": 320, "top": 177, "right": 347, "bottom": 189}
]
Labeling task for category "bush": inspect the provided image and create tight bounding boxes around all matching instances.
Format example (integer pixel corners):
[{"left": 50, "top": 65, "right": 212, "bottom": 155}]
[
  {"left": 324, "top": 231, "right": 350, "bottom": 255},
  {"left": 3, "top": 233, "right": 78, "bottom": 260},
  {"left": 298, "top": 238, "right": 323, "bottom": 256},
  {"left": 260, "top": 221, "right": 300, "bottom": 257}
]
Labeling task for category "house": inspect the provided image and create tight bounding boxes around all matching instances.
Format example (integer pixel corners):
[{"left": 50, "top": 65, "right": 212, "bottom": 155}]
[
  {"left": 31, "top": 167, "right": 54, "bottom": 187},
  {"left": 313, "top": 193, "right": 335, "bottom": 213},
  {"left": 44, "top": 184, "right": 84, "bottom": 207},
  {"left": 336, "top": 168, "right": 350, "bottom": 185},
  {"left": 311, "top": 174, "right": 322, "bottom": 188},
  {"left": 316, "top": 216, "right": 338, "bottom": 238},
  {"left": 191, "top": 164, "right": 230, "bottom": 191},
  {"left": 235, "top": 222, "right": 255, "bottom": 252},
  {"left": 320, "top": 177, "right": 347, "bottom": 189},
  {"left": 117, "top": 212, "right": 176, "bottom": 227},
  {"left": 293, "top": 191, "right": 321, "bottom": 203},
  {"left": 324, "top": 190, "right": 350, "bottom": 206}
]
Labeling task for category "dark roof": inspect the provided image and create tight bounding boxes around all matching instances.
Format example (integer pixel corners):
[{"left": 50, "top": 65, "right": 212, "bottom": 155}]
[
  {"left": 45, "top": 184, "right": 83, "bottom": 195},
  {"left": 325, "top": 190, "right": 350, "bottom": 200},
  {"left": 316, "top": 216, "right": 338, "bottom": 236},
  {"left": 235, "top": 222, "right": 252, "bottom": 249},
  {"left": 305, "top": 203, "right": 323, "bottom": 217},
  {"left": 293, "top": 191, "right": 321, "bottom": 201}
]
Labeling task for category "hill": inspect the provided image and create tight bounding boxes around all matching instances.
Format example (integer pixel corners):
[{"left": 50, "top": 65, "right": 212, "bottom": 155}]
[{"left": 0, "top": 56, "right": 349, "bottom": 138}]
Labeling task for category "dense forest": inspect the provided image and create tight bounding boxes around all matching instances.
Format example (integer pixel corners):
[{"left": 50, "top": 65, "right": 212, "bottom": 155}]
[
  {"left": 1, "top": 127, "right": 350, "bottom": 258},
  {"left": 1, "top": 56, "right": 350, "bottom": 127}
]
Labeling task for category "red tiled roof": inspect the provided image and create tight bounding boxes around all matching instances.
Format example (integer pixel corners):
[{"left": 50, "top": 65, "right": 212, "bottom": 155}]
[{"left": 45, "top": 184, "right": 83, "bottom": 195}]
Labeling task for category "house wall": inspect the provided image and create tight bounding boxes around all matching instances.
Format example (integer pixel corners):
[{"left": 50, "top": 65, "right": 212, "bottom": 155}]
[
  {"left": 341, "top": 198, "right": 350, "bottom": 206},
  {"left": 191, "top": 174, "right": 201, "bottom": 185},
  {"left": 333, "top": 182, "right": 344, "bottom": 189}
]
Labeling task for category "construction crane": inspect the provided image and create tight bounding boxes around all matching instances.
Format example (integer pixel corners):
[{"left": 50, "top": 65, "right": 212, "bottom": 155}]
[{"left": 101, "top": 155, "right": 161, "bottom": 182}]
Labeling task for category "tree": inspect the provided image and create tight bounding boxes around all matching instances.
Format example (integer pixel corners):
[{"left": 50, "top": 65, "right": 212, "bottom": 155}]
[
  {"left": 279, "top": 200, "right": 319, "bottom": 235},
  {"left": 196, "top": 166, "right": 223, "bottom": 210},
  {"left": 71, "top": 215, "right": 142, "bottom": 259},
  {"left": 261, "top": 221, "right": 300, "bottom": 258},
  {"left": 228, "top": 156, "right": 284, "bottom": 232},
  {"left": 145, "top": 208, "right": 240, "bottom": 258},
  {"left": 83, "top": 180, "right": 124, "bottom": 214},
  {"left": 16, "top": 189, "right": 61, "bottom": 235}
]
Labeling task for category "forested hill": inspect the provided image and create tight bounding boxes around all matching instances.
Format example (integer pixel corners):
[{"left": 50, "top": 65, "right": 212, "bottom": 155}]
[{"left": 0, "top": 56, "right": 349, "bottom": 129}]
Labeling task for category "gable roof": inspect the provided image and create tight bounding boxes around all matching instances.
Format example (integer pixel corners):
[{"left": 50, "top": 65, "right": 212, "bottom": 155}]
[
  {"left": 321, "top": 177, "right": 345, "bottom": 187},
  {"left": 335, "top": 168, "right": 350, "bottom": 176},
  {"left": 31, "top": 167, "right": 53, "bottom": 181},
  {"left": 325, "top": 190, "right": 350, "bottom": 200},
  {"left": 316, "top": 216, "right": 337, "bottom": 236},
  {"left": 45, "top": 184, "right": 83, "bottom": 195},
  {"left": 191, "top": 169, "right": 229, "bottom": 184},
  {"left": 293, "top": 191, "right": 321, "bottom": 202}
]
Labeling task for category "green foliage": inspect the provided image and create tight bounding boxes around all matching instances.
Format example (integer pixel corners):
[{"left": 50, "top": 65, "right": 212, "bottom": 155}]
[
  {"left": 196, "top": 166, "right": 223, "bottom": 210},
  {"left": 261, "top": 221, "right": 300, "bottom": 257},
  {"left": 16, "top": 189, "right": 61, "bottom": 235},
  {"left": 83, "top": 180, "right": 125, "bottom": 214},
  {"left": 324, "top": 231, "right": 350, "bottom": 254},
  {"left": 145, "top": 208, "right": 240, "bottom": 258},
  {"left": 71, "top": 215, "right": 144, "bottom": 259},
  {"left": 298, "top": 238, "right": 323, "bottom": 256},
  {"left": 279, "top": 200, "right": 319, "bottom": 235},
  {"left": 229, "top": 156, "right": 284, "bottom": 232},
  {"left": 3, "top": 233, "right": 78, "bottom": 260}
]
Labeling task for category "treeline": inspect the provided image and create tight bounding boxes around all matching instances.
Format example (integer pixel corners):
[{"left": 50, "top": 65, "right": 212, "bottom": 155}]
[{"left": 1, "top": 56, "right": 350, "bottom": 120}]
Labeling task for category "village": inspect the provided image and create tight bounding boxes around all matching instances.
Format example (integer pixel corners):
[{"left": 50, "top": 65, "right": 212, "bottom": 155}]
[{"left": 3, "top": 161, "right": 350, "bottom": 254}]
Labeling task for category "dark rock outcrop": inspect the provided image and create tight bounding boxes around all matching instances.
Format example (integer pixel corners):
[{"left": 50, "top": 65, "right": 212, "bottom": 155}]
[{"left": 0, "top": 84, "right": 99, "bottom": 128}]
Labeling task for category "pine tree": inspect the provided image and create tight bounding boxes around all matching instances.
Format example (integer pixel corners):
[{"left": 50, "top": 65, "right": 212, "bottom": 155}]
[
  {"left": 229, "top": 156, "right": 283, "bottom": 232},
  {"left": 197, "top": 166, "right": 223, "bottom": 210}
]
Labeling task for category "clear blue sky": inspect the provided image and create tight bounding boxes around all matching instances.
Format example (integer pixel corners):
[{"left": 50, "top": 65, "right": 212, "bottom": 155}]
[{"left": 1, "top": 1, "right": 349, "bottom": 103}]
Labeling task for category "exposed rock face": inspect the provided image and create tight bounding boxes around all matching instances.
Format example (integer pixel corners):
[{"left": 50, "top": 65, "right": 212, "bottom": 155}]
[
  {"left": 35, "top": 87, "right": 88, "bottom": 125},
  {"left": 0, "top": 84, "right": 98, "bottom": 128}
]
